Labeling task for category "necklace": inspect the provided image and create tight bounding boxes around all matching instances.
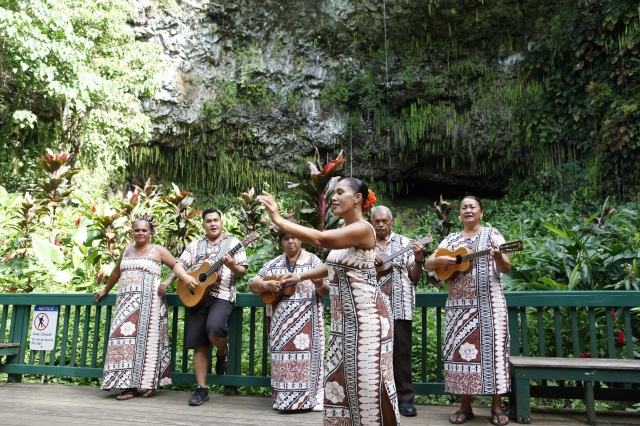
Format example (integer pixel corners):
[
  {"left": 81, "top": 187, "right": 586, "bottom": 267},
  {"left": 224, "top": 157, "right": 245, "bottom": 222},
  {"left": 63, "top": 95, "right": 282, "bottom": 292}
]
[
  {"left": 462, "top": 224, "right": 482, "bottom": 238},
  {"left": 134, "top": 242, "right": 151, "bottom": 256},
  {"left": 285, "top": 249, "right": 302, "bottom": 273}
]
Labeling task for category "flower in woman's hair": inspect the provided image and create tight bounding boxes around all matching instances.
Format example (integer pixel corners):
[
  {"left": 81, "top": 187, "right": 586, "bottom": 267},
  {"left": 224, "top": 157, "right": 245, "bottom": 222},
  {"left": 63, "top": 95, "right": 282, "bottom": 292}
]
[{"left": 362, "top": 189, "right": 377, "bottom": 212}]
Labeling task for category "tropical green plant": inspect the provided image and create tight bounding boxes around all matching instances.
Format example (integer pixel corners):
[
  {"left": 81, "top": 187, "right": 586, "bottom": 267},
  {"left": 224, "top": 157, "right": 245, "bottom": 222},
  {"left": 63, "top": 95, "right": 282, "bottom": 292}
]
[
  {"left": 288, "top": 149, "right": 345, "bottom": 257},
  {"left": 430, "top": 194, "right": 457, "bottom": 240},
  {"left": 8, "top": 192, "right": 45, "bottom": 257},
  {"left": 234, "top": 187, "right": 269, "bottom": 236},
  {"left": 35, "top": 150, "right": 80, "bottom": 241},
  {"left": 289, "top": 149, "right": 344, "bottom": 231},
  {"left": 162, "top": 183, "right": 202, "bottom": 256},
  {"left": 0, "top": 0, "right": 161, "bottom": 190},
  {"left": 518, "top": 0, "right": 640, "bottom": 199}
]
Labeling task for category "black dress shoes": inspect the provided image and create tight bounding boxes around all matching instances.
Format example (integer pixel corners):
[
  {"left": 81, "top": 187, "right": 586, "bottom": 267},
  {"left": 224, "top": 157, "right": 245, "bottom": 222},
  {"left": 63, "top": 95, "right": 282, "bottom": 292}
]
[{"left": 399, "top": 399, "right": 417, "bottom": 417}]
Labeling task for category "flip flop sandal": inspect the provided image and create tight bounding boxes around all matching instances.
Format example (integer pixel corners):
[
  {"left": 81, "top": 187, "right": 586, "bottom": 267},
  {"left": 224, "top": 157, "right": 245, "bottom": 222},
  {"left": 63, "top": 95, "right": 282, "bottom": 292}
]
[
  {"left": 142, "top": 389, "right": 156, "bottom": 398},
  {"left": 491, "top": 411, "right": 510, "bottom": 425},
  {"left": 449, "top": 410, "right": 474, "bottom": 424},
  {"left": 116, "top": 390, "right": 138, "bottom": 401}
]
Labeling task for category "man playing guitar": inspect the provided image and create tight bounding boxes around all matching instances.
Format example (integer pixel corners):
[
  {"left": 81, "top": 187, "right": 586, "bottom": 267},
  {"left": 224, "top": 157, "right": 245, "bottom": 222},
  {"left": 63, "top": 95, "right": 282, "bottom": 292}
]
[
  {"left": 161, "top": 208, "right": 248, "bottom": 406},
  {"left": 371, "top": 205, "right": 425, "bottom": 417}
]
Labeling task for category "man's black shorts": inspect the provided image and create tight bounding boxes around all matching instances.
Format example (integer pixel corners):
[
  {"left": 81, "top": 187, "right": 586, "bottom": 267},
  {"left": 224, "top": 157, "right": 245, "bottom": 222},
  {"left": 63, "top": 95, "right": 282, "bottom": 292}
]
[{"left": 185, "top": 296, "right": 234, "bottom": 348}]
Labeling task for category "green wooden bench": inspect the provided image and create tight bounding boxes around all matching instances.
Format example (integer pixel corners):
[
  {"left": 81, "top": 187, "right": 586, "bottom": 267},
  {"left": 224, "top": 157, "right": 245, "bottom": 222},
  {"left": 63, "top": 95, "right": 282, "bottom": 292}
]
[
  {"left": 511, "top": 356, "right": 640, "bottom": 425},
  {"left": 0, "top": 343, "right": 20, "bottom": 357}
]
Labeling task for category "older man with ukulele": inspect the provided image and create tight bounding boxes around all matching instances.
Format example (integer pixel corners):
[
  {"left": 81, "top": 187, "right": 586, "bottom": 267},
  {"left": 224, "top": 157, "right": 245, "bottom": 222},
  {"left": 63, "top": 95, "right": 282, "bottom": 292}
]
[{"left": 371, "top": 205, "right": 425, "bottom": 417}]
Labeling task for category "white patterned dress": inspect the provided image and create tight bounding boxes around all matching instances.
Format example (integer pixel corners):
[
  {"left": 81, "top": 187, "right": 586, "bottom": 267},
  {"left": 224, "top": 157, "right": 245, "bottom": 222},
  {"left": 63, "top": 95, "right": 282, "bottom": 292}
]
[
  {"left": 439, "top": 227, "right": 510, "bottom": 395},
  {"left": 249, "top": 252, "right": 325, "bottom": 411},
  {"left": 324, "top": 221, "right": 400, "bottom": 426},
  {"left": 101, "top": 245, "right": 171, "bottom": 390}
]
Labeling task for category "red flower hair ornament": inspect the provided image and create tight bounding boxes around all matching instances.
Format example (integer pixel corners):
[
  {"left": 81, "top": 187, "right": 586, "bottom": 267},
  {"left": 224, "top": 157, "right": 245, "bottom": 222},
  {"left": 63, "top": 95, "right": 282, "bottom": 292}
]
[{"left": 362, "top": 189, "right": 377, "bottom": 213}]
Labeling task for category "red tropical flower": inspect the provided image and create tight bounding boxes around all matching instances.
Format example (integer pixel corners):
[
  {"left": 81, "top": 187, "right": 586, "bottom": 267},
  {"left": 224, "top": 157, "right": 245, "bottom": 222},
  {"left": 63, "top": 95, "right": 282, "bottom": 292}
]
[
  {"left": 579, "top": 353, "right": 591, "bottom": 358},
  {"left": 617, "top": 330, "right": 624, "bottom": 346},
  {"left": 362, "top": 189, "right": 377, "bottom": 212}
]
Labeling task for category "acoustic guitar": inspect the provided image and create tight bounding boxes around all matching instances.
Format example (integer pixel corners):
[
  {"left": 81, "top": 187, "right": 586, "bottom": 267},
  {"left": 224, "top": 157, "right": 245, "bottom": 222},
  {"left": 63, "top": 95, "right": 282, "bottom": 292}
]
[
  {"left": 434, "top": 240, "right": 524, "bottom": 280},
  {"left": 375, "top": 234, "right": 433, "bottom": 281},
  {"left": 176, "top": 233, "right": 259, "bottom": 308},
  {"left": 260, "top": 276, "right": 297, "bottom": 305}
]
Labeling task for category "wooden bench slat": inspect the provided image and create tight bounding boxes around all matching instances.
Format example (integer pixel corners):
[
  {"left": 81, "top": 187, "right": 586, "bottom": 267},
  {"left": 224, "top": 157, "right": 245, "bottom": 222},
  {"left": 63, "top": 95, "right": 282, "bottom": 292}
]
[
  {"left": 510, "top": 356, "right": 640, "bottom": 370},
  {"left": 510, "top": 355, "right": 640, "bottom": 425},
  {"left": 0, "top": 343, "right": 20, "bottom": 357}
]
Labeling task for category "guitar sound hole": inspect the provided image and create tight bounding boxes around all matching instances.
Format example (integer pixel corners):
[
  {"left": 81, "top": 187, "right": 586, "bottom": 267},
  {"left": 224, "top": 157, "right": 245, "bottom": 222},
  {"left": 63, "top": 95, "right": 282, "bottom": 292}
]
[{"left": 198, "top": 273, "right": 207, "bottom": 283}]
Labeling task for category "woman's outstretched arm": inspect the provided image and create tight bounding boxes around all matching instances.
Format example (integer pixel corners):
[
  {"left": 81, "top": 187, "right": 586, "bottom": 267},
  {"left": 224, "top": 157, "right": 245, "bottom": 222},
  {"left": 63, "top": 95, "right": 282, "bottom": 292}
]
[{"left": 257, "top": 192, "right": 373, "bottom": 250}]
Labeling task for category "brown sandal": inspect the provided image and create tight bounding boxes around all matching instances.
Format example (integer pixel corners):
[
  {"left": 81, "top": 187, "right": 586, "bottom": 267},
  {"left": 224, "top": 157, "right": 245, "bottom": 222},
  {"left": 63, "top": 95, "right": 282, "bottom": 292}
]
[
  {"left": 142, "top": 389, "right": 156, "bottom": 398},
  {"left": 116, "top": 389, "right": 138, "bottom": 401},
  {"left": 449, "top": 410, "right": 474, "bottom": 424},
  {"left": 491, "top": 410, "right": 509, "bottom": 425}
]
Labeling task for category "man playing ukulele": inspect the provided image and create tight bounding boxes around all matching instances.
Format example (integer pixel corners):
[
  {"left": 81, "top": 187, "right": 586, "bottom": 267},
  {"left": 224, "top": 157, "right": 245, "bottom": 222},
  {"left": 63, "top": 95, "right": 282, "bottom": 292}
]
[
  {"left": 161, "top": 208, "right": 248, "bottom": 406},
  {"left": 371, "top": 205, "right": 425, "bottom": 417}
]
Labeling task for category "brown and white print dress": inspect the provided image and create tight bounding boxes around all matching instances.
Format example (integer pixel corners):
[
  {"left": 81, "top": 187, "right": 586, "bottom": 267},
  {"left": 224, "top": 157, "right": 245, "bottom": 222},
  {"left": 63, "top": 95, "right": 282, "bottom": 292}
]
[
  {"left": 324, "top": 220, "right": 400, "bottom": 426},
  {"left": 249, "top": 252, "right": 325, "bottom": 411},
  {"left": 101, "top": 245, "right": 171, "bottom": 390},
  {"left": 438, "top": 227, "right": 510, "bottom": 395}
]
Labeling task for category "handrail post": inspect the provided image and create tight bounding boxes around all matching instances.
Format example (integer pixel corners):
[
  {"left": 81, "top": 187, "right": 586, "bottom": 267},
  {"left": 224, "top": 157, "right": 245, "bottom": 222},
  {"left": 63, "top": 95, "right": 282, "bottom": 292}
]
[
  {"left": 7, "top": 305, "right": 31, "bottom": 383},
  {"left": 224, "top": 306, "right": 243, "bottom": 396}
]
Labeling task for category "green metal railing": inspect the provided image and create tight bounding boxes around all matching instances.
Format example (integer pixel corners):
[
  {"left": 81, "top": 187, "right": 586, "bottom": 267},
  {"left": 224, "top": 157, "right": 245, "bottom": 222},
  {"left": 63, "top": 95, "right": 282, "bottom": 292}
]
[{"left": 0, "top": 291, "right": 638, "bottom": 400}]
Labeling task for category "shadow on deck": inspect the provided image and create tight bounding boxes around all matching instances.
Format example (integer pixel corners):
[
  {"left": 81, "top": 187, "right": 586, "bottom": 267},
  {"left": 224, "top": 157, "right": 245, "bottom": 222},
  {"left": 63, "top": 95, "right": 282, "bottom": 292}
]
[{"left": 1, "top": 383, "right": 639, "bottom": 425}]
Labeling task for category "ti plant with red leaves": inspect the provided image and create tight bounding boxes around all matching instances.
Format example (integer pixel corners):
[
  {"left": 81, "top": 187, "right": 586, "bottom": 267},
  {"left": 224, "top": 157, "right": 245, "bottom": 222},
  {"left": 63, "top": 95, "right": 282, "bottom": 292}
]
[
  {"left": 132, "top": 178, "right": 163, "bottom": 214},
  {"left": 121, "top": 189, "right": 140, "bottom": 223},
  {"left": 35, "top": 150, "right": 80, "bottom": 241},
  {"left": 579, "top": 197, "right": 616, "bottom": 228},
  {"left": 163, "top": 183, "right": 201, "bottom": 256},
  {"left": 288, "top": 149, "right": 345, "bottom": 258},
  {"left": 9, "top": 192, "right": 46, "bottom": 258},
  {"left": 89, "top": 205, "right": 127, "bottom": 261},
  {"left": 235, "top": 187, "right": 269, "bottom": 236},
  {"left": 431, "top": 194, "right": 457, "bottom": 240}
]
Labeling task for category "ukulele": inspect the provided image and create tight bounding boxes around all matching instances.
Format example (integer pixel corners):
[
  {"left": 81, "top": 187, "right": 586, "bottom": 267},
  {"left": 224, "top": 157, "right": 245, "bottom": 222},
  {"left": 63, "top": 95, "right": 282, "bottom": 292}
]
[
  {"left": 434, "top": 240, "right": 524, "bottom": 280},
  {"left": 260, "top": 276, "right": 297, "bottom": 304},
  {"left": 176, "top": 233, "right": 259, "bottom": 308},
  {"left": 375, "top": 234, "right": 433, "bottom": 281}
]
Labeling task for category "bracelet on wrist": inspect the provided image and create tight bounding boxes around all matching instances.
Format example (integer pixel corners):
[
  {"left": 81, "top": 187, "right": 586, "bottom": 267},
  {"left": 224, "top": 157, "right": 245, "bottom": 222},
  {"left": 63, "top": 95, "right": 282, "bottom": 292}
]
[
  {"left": 296, "top": 273, "right": 302, "bottom": 282},
  {"left": 263, "top": 282, "right": 267, "bottom": 290}
]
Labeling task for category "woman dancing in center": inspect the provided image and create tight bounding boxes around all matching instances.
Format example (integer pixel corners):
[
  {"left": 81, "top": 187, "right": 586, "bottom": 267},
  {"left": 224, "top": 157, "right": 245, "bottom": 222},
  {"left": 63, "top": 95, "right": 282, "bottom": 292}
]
[{"left": 258, "top": 178, "right": 400, "bottom": 426}]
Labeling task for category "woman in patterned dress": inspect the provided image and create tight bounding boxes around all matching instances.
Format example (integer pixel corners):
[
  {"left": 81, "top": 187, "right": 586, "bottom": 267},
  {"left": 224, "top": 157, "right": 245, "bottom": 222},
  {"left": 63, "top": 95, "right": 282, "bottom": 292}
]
[
  {"left": 94, "top": 216, "right": 198, "bottom": 400},
  {"left": 258, "top": 178, "right": 400, "bottom": 426},
  {"left": 425, "top": 196, "right": 511, "bottom": 425},
  {"left": 248, "top": 223, "right": 329, "bottom": 412}
]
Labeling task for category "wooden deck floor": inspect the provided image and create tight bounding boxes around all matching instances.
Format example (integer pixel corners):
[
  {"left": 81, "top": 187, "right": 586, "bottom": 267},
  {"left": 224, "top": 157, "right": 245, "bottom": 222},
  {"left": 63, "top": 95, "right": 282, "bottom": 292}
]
[{"left": 1, "top": 383, "right": 639, "bottom": 425}]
